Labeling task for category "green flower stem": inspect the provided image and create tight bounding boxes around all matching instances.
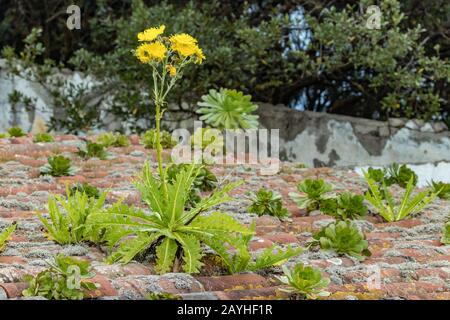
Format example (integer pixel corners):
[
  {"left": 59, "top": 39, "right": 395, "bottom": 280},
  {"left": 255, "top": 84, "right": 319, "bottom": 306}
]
[
  {"left": 150, "top": 56, "right": 192, "bottom": 202},
  {"left": 154, "top": 102, "right": 168, "bottom": 200}
]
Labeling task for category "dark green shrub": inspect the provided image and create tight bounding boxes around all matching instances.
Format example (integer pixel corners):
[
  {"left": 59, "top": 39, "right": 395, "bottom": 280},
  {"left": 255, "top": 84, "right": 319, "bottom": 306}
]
[{"left": 3, "top": 0, "right": 449, "bottom": 131}]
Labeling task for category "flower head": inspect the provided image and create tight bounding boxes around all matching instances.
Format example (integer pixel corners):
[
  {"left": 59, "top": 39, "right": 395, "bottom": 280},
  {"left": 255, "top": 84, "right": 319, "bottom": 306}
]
[
  {"left": 194, "top": 47, "right": 206, "bottom": 64},
  {"left": 166, "top": 65, "right": 177, "bottom": 77},
  {"left": 135, "top": 42, "right": 167, "bottom": 63},
  {"left": 137, "top": 25, "right": 165, "bottom": 42},
  {"left": 169, "top": 33, "right": 200, "bottom": 57}
]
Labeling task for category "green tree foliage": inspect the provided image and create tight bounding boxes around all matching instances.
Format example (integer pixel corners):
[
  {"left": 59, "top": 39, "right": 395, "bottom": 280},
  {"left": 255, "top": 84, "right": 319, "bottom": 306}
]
[{"left": 2, "top": 0, "right": 449, "bottom": 131}]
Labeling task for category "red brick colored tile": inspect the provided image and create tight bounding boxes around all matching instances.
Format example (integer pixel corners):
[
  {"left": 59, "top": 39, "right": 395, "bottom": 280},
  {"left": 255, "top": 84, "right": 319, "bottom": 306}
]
[
  {"left": 196, "top": 274, "right": 271, "bottom": 292},
  {"left": 0, "top": 282, "right": 29, "bottom": 298}
]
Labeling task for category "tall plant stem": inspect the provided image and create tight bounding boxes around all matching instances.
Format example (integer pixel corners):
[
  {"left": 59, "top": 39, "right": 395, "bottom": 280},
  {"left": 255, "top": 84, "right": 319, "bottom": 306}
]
[{"left": 154, "top": 102, "right": 168, "bottom": 199}]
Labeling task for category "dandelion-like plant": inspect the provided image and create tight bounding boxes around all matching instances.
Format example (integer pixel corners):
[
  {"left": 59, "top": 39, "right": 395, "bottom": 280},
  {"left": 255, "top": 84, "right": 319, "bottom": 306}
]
[{"left": 134, "top": 25, "right": 205, "bottom": 185}]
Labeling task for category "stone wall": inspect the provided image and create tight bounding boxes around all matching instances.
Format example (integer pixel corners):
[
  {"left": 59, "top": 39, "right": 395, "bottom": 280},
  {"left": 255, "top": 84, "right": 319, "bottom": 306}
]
[
  {"left": 0, "top": 61, "right": 53, "bottom": 133},
  {"left": 256, "top": 103, "right": 450, "bottom": 167}
]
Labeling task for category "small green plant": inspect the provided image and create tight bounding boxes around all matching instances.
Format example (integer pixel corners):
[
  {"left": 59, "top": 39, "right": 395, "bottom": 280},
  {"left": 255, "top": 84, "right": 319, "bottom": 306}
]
[
  {"left": 0, "top": 133, "right": 9, "bottom": 139},
  {"left": 166, "top": 164, "right": 218, "bottom": 207},
  {"left": 77, "top": 142, "right": 108, "bottom": 159},
  {"left": 428, "top": 180, "right": 450, "bottom": 200},
  {"left": 33, "top": 133, "right": 54, "bottom": 143},
  {"left": 167, "top": 164, "right": 218, "bottom": 192},
  {"left": 442, "top": 222, "right": 450, "bottom": 245},
  {"left": 311, "top": 220, "right": 371, "bottom": 261},
  {"left": 364, "top": 172, "right": 438, "bottom": 222},
  {"left": 22, "top": 254, "right": 96, "bottom": 300},
  {"left": 385, "top": 163, "right": 418, "bottom": 188},
  {"left": 289, "top": 179, "right": 333, "bottom": 212},
  {"left": 211, "top": 226, "right": 302, "bottom": 274},
  {"left": 366, "top": 164, "right": 418, "bottom": 189},
  {"left": 247, "top": 188, "right": 289, "bottom": 219},
  {"left": 39, "top": 188, "right": 108, "bottom": 244},
  {"left": 88, "top": 163, "right": 251, "bottom": 274},
  {"left": 40, "top": 155, "right": 77, "bottom": 177},
  {"left": 276, "top": 264, "right": 330, "bottom": 300},
  {"left": 147, "top": 292, "right": 182, "bottom": 300},
  {"left": 366, "top": 167, "right": 385, "bottom": 183},
  {"left": 320, "top": 192, "right": 368, "bottom": 220},
  {"left": 0, "top": 224, "right": 16, "bottom": 252},
  {"left": 194, "top": 166, "right": 218, "bottom": 192},
  {"left": 69, "top": 183, "right": 100, "bottom": 199},
  {"left": 167, "top": 164, "right": 200, "bottom": 207},
  {"left": 7, "top": 126, "right": 26, "bottom": 137},
  {"left": 141, "top": 129, "right": 176, "bottom": 149},
  {"left": 96, "top": 132, "right": 130, "bottom": 148},
  {"left": 197, "top": 88, "right": 259, "bottom": 129}
]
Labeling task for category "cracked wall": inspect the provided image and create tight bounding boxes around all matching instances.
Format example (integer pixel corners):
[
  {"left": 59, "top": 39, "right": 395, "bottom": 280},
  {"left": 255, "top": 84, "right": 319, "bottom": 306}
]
[{"left": 257, "top": 103, "right": 450, "bottom": 167}]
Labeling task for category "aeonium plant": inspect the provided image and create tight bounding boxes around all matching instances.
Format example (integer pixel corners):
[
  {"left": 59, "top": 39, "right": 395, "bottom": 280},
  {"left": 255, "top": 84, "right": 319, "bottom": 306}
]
[{"left": 134, "top": 25, "right": 205, "bottom": 185}]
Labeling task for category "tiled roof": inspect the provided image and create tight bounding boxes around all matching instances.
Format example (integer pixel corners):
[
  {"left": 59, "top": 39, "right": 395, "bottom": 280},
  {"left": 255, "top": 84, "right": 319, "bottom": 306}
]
[{"left": 0, "top": 135, "right": 449, "bottom": 300}]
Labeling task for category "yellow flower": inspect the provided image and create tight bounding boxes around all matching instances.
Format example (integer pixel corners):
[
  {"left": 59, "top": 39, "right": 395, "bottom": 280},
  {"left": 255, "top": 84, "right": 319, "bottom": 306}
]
[
  {"left": 137, "top": 25, "right": 165, "bottom": 42},
  {"left": 169, "top": 33, "right": 199, "bottom": 57},
  {"left": 166, "top": 65, "right": 177, "bottom": 77},
  {"left": 194, "top": 47, "right": 206, "bottom": 64},
  {"left": 135, "top": 42, "right": 167, "bottom": 63}
]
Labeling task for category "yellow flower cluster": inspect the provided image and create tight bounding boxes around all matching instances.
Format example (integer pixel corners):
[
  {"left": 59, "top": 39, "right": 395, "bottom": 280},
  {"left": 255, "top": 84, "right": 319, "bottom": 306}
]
[
  {"left": 137, "top": 25, "right": 165, "bottom": 42},
  {"left": 169, "top": 34, "right": 205, "bottom": 63},
  {"left": 166, "top": 65, "right": 177, "bottom": 77},
  {"left": 135, "top": 25, "right": 205, "bottom": 66},
  {"left": 136, "top": 42, "right": 167, "bottom": 63}
]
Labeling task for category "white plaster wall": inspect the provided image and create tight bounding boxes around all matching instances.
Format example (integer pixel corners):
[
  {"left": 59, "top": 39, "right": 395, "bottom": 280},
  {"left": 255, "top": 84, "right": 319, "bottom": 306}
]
[
  {"left": 282, "top": 120, "right": 450, "bottom": 167},
  {"left": 0, "top": 70, "right": 53, "bottom": 132}
]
